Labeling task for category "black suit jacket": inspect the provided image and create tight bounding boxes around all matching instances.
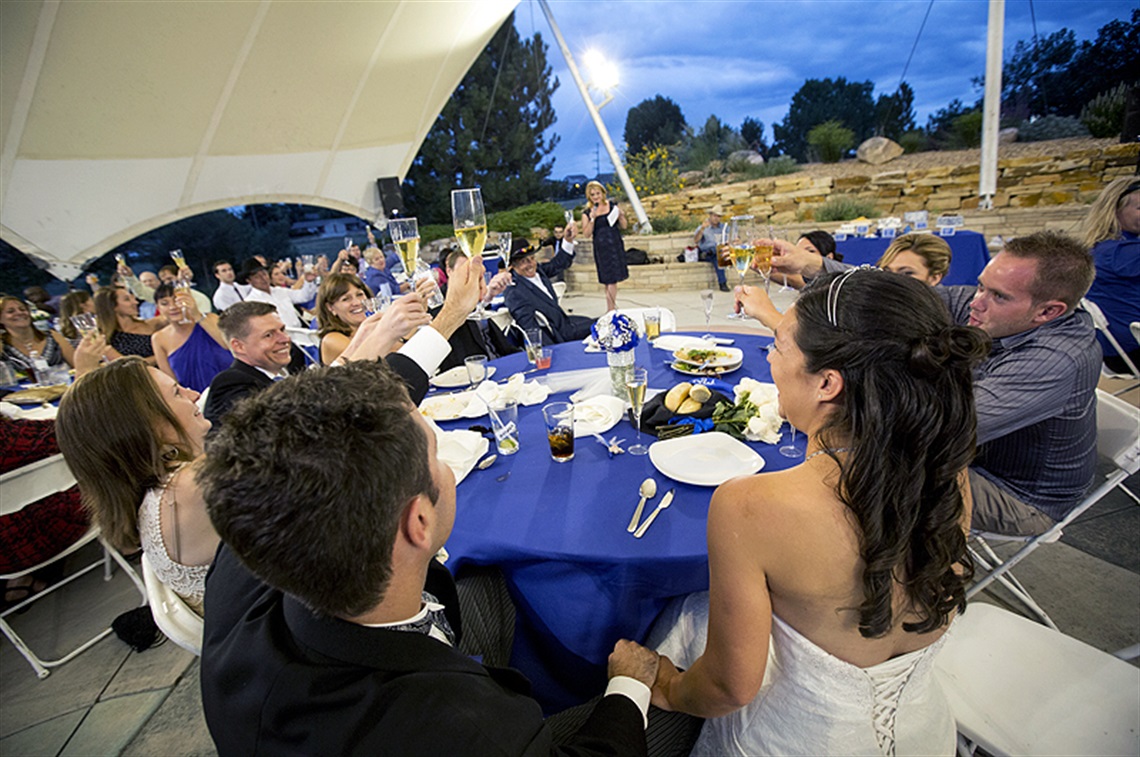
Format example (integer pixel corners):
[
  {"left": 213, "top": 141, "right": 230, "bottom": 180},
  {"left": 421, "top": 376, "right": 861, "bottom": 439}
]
[
  {"left": 204, "top": 351, "right": 431, "bottom": 429},
  {"left": 201, "top": 546, "right": 646, "bottom": 757},
  {"left": 504, "top": 249, "right": 593, "bottom": 345}
]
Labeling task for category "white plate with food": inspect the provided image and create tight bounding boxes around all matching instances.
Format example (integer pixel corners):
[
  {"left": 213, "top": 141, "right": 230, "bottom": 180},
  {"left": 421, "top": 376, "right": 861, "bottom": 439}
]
[
  {"left": 430, "top": 365, "right": 496, "bottom": 389},
  {"left": 649, "top": 431, "right": 764, "bottom": 486},
  {"left": 669, "top": 361, "right": 742, "bottom": 377},
  {"left": 671, "top": 346, "right": 744, "bottom": 368},
  {"left": 419, "top": 391, "right": 482, "bottom": 421}
]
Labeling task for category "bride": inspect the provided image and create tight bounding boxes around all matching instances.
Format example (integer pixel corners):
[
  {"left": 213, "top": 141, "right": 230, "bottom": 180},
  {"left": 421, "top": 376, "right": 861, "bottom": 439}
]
[{"left": 637, "top": 268, "right": 988, "bottom": 755}]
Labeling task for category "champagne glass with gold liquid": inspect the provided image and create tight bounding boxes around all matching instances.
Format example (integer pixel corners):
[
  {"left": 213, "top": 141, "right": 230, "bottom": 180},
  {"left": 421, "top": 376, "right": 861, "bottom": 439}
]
[
  {"left": 626, "top": 367, "right": 649, "bottom": 456},
  {"left": 389, "top": 218, "right": 443, "bottom": 309},
  {"left": 753, "top": 225, "right": 775, "bottom": 295},
  {"left": 726, "top": 216, "right": 755, "bottom": 319},
  {"left": 452, "top": 188, "right": 489, "bottom": 318}
]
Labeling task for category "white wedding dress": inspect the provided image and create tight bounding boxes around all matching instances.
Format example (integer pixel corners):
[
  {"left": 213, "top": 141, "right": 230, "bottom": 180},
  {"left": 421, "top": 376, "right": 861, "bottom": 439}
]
[{"left": 652, "top": 592, "right": 956, "bottom": 757}]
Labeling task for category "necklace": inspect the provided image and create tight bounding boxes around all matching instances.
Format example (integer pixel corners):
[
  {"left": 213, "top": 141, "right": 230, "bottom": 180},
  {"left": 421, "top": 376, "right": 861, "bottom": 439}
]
[{"left": 804, "top": 447, "right": 849, "bottom": 462}]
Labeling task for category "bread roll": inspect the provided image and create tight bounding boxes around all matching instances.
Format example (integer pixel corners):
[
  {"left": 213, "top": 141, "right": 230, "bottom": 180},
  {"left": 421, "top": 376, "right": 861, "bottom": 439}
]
[
  {"left": 688, "top": 384, "right": 711, "bottom": 403},
  {"left": 677, "top": 397, "right": 702, "bottom": 414},
  {"left": 664, "top": 383, "right": 692, "bottom": 412}
]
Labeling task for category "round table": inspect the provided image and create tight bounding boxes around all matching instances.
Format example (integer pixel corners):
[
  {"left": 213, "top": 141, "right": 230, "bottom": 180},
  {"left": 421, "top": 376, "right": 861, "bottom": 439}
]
[{"left": 436, "top": 331, "right": 801, "bottom": 712}]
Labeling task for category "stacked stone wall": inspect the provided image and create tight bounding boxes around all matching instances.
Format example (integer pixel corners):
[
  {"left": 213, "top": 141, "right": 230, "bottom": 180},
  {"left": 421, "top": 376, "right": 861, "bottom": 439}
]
[{"left": 634, "top": 143, "right": 1136, "bottom": 225}]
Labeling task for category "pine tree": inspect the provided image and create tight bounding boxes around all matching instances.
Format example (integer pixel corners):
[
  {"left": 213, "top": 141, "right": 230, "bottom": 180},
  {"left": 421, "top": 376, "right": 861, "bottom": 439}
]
[{"left": 403, "top": 14, "right": 560, "bottom": 223}]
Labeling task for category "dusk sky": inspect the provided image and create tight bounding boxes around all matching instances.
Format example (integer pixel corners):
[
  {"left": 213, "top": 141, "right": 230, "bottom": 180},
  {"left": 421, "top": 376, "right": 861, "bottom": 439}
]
[{"left": 520, "top": 0, "right": 1135, "bottom": 179}]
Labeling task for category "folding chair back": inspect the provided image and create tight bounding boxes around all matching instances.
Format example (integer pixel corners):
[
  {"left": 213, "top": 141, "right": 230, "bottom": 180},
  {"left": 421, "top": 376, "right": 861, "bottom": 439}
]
[
  {"left": 935, "top": 603, "right": 1140, "bottom": 756},
  {"left": 0, "top": 455, "right": 147, "bottom": 678},
  {"left": 967, "top": 389, "right": 1140, "bottom": 628},
  {"left": 1082, "top": 298, "right": 1140, "bottom": 393},
  {"left": 141, "top": 553, "right": 203, "bottom": 655}
]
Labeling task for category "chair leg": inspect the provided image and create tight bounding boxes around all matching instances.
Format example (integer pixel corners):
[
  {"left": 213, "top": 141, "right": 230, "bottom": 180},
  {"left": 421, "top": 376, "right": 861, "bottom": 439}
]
[
  {"left": 968, "top": 537, "right": 1059, "bottom": 630},
  {"left": 1116, "top": 483, "right": 1139, "bottom": 506}
]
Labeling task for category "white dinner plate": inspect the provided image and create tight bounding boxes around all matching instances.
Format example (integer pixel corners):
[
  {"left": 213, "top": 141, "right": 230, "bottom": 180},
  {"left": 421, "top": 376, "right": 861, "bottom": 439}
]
[
  {"left": 430, "top": 365, "right": 496, "bottom": 388},
  {"left": 649, "top": 431, "right": 764, "bottom": 486},
  {"left": 419, "top": 391, "right": 477, "bottom": 421},
  {"left": 669, "top": 361, "right": 742, "bottom": 378},
  {"left": 671, "top": 346, "right": 744, "bottom": 368}
]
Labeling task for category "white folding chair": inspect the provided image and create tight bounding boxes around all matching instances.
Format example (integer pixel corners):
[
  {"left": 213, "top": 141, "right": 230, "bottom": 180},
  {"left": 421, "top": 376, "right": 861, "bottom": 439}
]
[
  {"left": 551, "top": 281, "right": 567, "bottom": 302},
  {"left": 1082, "top": 298, "right": 1140, "bottom": 395},
  {"left": 935, "top": 603, "right": 1140, "bottom": 756},
  {"left": 141, "top": 553, "right": 203, "bottom": 655},
  {"left": 0, "top": 454, "right": 147, "bottom": 679},
  {"left": 533, "top": 310, "right": 556, "bottom": 343},
  {"left": 285, "top": 326, "right": 321, "bottom": 367},
  {"left": 967, "top": 389, "right": 1140, "bottom": 629}
]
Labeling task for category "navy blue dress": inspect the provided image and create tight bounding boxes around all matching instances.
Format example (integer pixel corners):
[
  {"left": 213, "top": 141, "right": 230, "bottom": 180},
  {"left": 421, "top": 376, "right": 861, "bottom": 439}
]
[{"left": 585, "top": 205, "right": 629, "bottom": 286}]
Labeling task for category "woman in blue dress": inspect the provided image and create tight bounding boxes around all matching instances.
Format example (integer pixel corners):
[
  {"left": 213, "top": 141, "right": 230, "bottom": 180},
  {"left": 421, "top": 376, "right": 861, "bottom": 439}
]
[
  {"left": 1081, "top": 177, "right": 1139, "bottom": 372},
  {"left": 580, "top": 180, "right": 629, "bottom": 313},
  {"left": 151, "top": 283, "right": 232, "bottom": 392}
]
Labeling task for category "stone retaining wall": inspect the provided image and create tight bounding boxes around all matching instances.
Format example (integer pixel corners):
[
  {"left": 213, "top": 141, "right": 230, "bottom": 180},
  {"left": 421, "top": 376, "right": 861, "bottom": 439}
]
[{"left": 634, "top": 143, "right": 1137, "bottom": 225}]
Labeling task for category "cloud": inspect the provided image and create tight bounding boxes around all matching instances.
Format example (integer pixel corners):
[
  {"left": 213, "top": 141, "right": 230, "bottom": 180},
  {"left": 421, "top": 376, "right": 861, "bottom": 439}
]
[{"left": 530, "top": 0, "right": 1131, "bottom": 176}]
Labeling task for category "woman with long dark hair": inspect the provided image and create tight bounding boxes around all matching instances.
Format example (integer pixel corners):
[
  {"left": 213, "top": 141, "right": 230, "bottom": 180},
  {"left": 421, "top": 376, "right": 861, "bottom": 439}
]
[
  {"left": 636, "top": 269, "right": 989, "bottom": 755},
  {"left": 93, "top": 286, "right": 163, "bottom": 364}
]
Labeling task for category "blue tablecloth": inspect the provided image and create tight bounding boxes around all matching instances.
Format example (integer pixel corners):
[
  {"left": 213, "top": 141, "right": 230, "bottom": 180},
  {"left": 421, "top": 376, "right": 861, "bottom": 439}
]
[
  {"left": 835, "top": 230, "right": 989, "bottom": 285},
  {"left": 438, "top": 331, "right": 799, "bottom": 711}
]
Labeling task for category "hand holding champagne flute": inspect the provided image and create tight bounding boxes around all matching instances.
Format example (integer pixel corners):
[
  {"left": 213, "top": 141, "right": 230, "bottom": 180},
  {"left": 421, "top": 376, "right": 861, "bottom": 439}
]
[
  {"left": 452, "top": 188, "right": 489, "bottom": 318},
  {"left": 389, "top": 217, "right": 444, "bottom": 309}
]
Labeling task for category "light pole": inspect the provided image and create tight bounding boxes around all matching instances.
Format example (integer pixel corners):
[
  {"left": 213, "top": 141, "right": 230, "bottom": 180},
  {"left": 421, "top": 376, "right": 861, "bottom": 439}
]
[{"left": 538, "top": 0, "right": 652, "bottom": 233}]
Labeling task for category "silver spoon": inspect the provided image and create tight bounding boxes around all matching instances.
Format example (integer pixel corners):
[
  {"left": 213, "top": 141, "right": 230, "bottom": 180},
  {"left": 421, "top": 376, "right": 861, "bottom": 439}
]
[
  {"left": 627, "top": 478, "right": 657, "bottom": 533},
  {"left": 476, "top": 453, "right": 497, "bottom": 470}
]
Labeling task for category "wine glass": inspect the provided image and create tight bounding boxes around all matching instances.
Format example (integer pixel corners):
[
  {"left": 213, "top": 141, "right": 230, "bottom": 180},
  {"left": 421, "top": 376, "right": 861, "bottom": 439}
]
[
  {"left": 70, "top": 313, "right": 98, "bottom": 337},
  {"left": 726, "top": 216, "right": 755, "bottom": 319},
  {"left": 779, "top": 420, "right": 803, "bottom": 458},
  {"left": 389, "top": 218, "right": 443, "bottom": 309},
  {"left": 451, "top": 189, "right": 487, "bottom": 259},
  {"left": 626, "top": 367, "right": 649, "bottom": 456},
  {"left": 497, "top": 232, "right": 515, "bottom": 287},
  {"left": 174, "top": 280, "right": 194, "bottom": 324},
  {"left": 700, "top": 289, "right": 715, "bottom": 329}
]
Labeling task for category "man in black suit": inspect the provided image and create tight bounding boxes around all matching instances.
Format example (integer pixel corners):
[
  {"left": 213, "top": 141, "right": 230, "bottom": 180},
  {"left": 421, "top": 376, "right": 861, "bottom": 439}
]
[
  {"left": 504, "top": 225, "right": 595, "bottom": 345},
  {"left": 198, "top": 361, "right": 660, "bottom": 756},
  {"left": 203, "top": 256, "right": 487, "bottom": 425}
]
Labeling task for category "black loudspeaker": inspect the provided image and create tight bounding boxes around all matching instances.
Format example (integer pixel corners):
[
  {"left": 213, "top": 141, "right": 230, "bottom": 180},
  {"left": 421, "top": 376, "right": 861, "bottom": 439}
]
[{"left": 376, "top": 177, "right": 406, "bottom": 218}]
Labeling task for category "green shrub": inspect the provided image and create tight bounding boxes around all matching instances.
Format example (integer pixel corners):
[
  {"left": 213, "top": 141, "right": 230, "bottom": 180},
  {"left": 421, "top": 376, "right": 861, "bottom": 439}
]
[
  {"left": 419, "top": 201, "right": 570, "bottom": 244},
  {"left": 1081, "top": 85, "right": 1127, "bottom": 138},
  {"left": 623, "top": 145, "right": 682, "bottom": 197},
  {"left": 949, "top": 111, "right": 984, "bottom": 149},
  {"left": 899, "top": 129, "right": 928, "bottom": 154},
  {"left": 1017, "top": 115, "right": 1089, "bottom": 142},
  {"left": 728, "top": 155, "right": 800, "bottom": 182},
  {"left": 814, "top": 195, "right": 879, "bottom": 222},
  {"left": 648, "top": 214, "right": 686, "bottom": 233},
  {"left": 807, "top": 120, "right": 855, "bottom": 163}
]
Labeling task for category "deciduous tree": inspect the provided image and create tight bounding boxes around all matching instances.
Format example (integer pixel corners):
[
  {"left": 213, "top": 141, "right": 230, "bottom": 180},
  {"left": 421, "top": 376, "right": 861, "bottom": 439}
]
[{"left": 773, "top": 77, "right": 875, "bottom": 161}]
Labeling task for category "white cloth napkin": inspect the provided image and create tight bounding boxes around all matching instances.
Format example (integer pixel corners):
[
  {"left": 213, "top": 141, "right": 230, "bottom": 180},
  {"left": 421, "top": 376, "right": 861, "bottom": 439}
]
[
  {"left": 607, "top": 206, "right": 621, "bottom": 226},
  {"left": 426, "top": 418, "right": 488, "bottom": 485},
  {"left": 0, "top": 401, "right": 57, "bottom": 421},
  {"left": 572, "top": 395, "right": 625, "bottom": 437}
]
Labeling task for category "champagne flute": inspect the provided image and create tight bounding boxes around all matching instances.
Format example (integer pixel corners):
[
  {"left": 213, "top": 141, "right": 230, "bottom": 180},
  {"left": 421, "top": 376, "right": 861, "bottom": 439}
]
[
  {"left": 626, "top": 367, "right": 649, "bottom": 456},
  {"left": 779, "top": 420, "right": 804, "bottom": 458},
  {"left": 70, "top": 313, "right": 98, "bottom": 337},
  {"left": 389, "top": 218, "right": 443, "bottom": 309},
  {"left": 451, "top": 189, "right": 487, "bottom": 259},
  {"left": 497, "top": 232, "right": 515, "bottom": 287},
  {"left": 700, "top": 289, "right": 715, "bottom": 329},
  {"left": 174, "top": 280, "right": 194, "bottom": 324},
  {"left": 453, "top": 188, "right": 489, "bottom": 319}
]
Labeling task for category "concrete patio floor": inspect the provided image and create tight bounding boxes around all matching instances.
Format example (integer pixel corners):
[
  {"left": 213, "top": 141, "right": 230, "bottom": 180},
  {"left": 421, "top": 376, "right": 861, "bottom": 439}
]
[{"left": 2, "top": 285, "right": 1136, "bottom": 756}]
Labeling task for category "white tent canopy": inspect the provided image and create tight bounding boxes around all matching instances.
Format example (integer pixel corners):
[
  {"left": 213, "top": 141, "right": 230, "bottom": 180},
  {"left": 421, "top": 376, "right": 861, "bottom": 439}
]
[{"left": 1, "top": 0, "right": 517, "bottom": 280}]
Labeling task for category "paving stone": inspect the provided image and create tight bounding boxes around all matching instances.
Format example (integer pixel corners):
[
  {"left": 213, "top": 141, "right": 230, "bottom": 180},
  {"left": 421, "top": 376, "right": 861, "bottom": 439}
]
[
  {"left": 59, "top": 689, "right": 168, "bottom": 757},
  {"left": 0, "top": 709, "right": 87, "bottom": 757}
]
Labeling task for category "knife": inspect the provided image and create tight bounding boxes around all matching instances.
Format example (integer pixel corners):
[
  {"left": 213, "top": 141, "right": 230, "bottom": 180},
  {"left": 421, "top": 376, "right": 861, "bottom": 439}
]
[{"left": 633, "top": 489, "right": 675, "bottom": 538}]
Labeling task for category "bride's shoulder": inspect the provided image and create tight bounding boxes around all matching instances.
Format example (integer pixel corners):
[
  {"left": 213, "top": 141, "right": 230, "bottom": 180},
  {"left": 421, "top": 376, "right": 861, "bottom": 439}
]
[{"left": 711, "top": 469, "right": 836, "bottom": 536}]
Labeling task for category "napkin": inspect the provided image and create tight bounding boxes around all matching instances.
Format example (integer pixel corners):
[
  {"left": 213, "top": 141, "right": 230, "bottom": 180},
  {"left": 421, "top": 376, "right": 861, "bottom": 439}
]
[
  {"left": 427, "top": 418, "right": 489, "bottom": 485},
  {"left": 572, "top": 395, "right": 624, "bottom": 437},
  {"left": 0, "top": 401, "right": 57, "bottom": 421},
  {"left": 733, "top": 378, "right": 783, "bottom": 444},
  {"left": 607, "top": 206, "right": 621, "bottom": 226}
]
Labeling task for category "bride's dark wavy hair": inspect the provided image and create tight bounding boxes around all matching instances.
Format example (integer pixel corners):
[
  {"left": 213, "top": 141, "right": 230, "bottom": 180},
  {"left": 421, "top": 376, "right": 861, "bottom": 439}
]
[{"left": 795, "top": 269, "right": 990, "bottom": 637}]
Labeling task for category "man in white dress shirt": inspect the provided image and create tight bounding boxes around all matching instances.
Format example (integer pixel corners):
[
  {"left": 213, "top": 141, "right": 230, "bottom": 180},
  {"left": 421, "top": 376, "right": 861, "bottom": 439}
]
[
  {"left": 236, "top": 259, "right": 317, "bottom": 329},
  {"left": 211, "top": 260, "right": 249, "bottom": 312}
]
